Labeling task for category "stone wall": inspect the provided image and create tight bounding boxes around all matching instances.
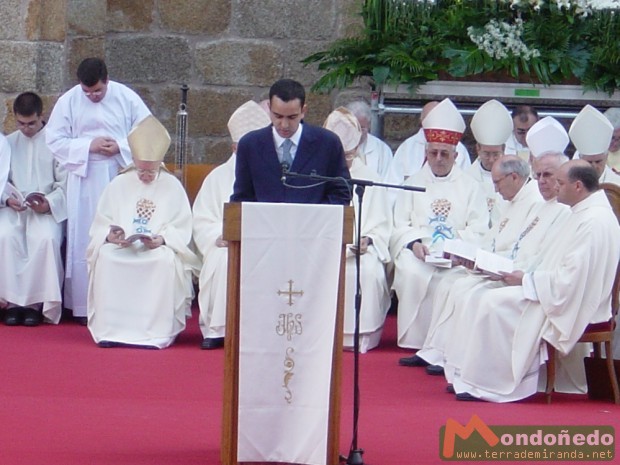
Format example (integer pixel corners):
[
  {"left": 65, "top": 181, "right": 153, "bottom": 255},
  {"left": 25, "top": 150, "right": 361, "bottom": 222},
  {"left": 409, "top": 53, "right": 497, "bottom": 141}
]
[{"left": 0, "top": 0, "right": 367, "bottom": 165}]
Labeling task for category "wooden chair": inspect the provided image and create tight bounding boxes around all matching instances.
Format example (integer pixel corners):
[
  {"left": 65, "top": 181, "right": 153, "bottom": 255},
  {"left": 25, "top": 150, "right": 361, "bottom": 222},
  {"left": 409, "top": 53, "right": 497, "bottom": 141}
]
[{"left": 544, "top": 183, "right": 620, "bottom": 404}]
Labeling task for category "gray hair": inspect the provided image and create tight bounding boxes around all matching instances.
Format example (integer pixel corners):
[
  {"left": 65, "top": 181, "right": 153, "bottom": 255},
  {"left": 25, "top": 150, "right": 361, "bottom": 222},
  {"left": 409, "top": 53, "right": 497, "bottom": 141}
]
[
  {"left": 345, "top": 100, "right": 371, "bottom": 121},
  {"left": 537, "top": 151, "right": 569, "bottom": 166},
  {"left": 497, "top": 156, "right": 530, "bottom": 178},
  {"left": 604, "top": 107, "right": 620, "bottom": 129}
]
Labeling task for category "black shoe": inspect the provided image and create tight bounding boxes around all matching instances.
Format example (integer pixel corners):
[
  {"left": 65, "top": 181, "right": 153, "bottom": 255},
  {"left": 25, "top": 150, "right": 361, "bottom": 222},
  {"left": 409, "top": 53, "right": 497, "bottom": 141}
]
[
  {"left": 455, "top": 392, "right": 483, "bottom": 402},
  {"left": 74, "top": 316, "right": 88, "bottom": 326},
  {"left": 446, "top": 384, "right": 455, "bottom": 394},
  {"left": 201, "top": 337, "right": 225, "bottom": 350},
  {"left": 426, "top": 364, "right": 445, "bottom": 376},
  {"left": 398, "top": 354, "right": 429, "bottom": 367},
  {"left": 23, "top": 308, "right": 43, "bottom": 327},
  {"left": 4, "top": 308, "right": 23, "bottom": 326}
]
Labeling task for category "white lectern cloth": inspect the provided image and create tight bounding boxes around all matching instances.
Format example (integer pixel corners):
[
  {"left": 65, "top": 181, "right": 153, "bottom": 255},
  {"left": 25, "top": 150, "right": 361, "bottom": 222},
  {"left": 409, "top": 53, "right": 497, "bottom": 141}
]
[{"left": 238, "top": 202, "right": 344, "bottom": 465}]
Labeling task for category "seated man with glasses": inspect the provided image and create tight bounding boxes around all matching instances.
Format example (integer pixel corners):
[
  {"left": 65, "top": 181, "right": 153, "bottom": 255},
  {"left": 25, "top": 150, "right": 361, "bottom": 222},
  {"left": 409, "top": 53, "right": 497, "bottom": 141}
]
[
  {"left": 46, "top": 57, "right": 152, "bottom": 326},
  {"left": 0, "top": 92, "right": 67, "bottom": 326},
  {"left": 86, "top": 116, "right": 199, "bottom": 349}
]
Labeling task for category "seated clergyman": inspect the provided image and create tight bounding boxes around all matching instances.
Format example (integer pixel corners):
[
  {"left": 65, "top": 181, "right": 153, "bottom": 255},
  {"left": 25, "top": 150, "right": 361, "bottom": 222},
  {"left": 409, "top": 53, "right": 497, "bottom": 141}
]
[{"left": 86, "top": 115, "right": 199, "bottom": 349}]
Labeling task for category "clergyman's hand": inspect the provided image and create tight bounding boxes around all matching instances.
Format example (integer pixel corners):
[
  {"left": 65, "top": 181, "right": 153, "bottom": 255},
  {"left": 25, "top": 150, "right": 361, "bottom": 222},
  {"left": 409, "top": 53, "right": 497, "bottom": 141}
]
[
  {"left": 107, "top": 225, "right": 127, "bottom": 246},
  {"left": 27, "top": 195, "right": 50, "bottom": 214},
  {"left": 142, "top": 235, "right": 164, "bottom": 249},
  {"left": 412, "top": 242, "right": 429, "bottom": 261},
  {"left": 215, "top": 235, "right": 228, "bottom": 248},
  {"left": 499, "top": 270, "right": 524, "bottom": 286},
  {"left": 6, "top": 197, "right": 26, "bottom": 212},
  {"left": 91, "top": 137, "right": 120, "bottom": 157}
]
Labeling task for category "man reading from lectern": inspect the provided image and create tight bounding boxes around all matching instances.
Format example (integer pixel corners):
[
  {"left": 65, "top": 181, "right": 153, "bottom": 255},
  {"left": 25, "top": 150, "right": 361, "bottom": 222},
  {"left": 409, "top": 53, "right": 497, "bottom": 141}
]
[{"left": 230, "top": 78, "right": 351, "bottom": 204}]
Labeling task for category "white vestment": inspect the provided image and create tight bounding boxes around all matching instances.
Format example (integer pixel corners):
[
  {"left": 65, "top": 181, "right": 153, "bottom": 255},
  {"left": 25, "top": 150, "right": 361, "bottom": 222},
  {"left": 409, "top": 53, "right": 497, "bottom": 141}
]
[
  {"left": 46, "top": 81, "right": 151, "bottom": 317},
  {"left": 357, "top": 134, "right": 393, "bottom": 179},
  {"left": 504, "top": 132, "right": 529, "bottom": 159},
  {"left": 600, "top": 166, "right": 620, "bottom": 186},
  {"left": 0, "top": 134, "right": 9, "bottom": 196},
  {"left": 343, "top": 159, "right": 392, "bottom": 352},
  {"left": 192, "top": 154, "right": 236, "bottom": 339},
  {"left": 87, "top": 169, "right": 198, "bottom": 348},
  {"left": 0, "top": 128, "right": 67, "bottom": 323},
  {"left": 383, "top": 129, "right": 471, "bottom": 206},
  {"left": 390, "top": 164, "right": 488, "bottom": 348},
  {"left": 418, "top": 190, "right": 562, "bottom": 368},
  {"left": 445, "top": 191, "right": 620, "bottom": 402},
  {"left": 466, "top": 158, "right": 506, "bottom": 228}
]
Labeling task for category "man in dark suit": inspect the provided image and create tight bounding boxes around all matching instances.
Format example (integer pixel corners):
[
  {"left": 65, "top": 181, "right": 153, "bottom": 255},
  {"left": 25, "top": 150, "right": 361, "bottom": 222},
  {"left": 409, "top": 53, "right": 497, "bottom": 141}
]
[{"left": 230, "top": 79, "right": 351, "bottom": 204}]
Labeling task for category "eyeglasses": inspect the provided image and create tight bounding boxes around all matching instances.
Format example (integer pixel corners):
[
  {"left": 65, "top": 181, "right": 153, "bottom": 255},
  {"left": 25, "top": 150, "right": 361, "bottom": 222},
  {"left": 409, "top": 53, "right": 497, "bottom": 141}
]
[
  {"left": 136, "top": 168, "right": 160, "bottom": 175},
  {"left": 83, "top": 90, "right": 104, "bottom": 97}
]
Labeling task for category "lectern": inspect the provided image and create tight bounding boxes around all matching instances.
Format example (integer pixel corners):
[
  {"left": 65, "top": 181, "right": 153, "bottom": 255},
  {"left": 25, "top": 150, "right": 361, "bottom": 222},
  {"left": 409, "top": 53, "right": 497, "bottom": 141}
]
[{"left": 221, "top": 202, "right": 354, "bottom": 465}]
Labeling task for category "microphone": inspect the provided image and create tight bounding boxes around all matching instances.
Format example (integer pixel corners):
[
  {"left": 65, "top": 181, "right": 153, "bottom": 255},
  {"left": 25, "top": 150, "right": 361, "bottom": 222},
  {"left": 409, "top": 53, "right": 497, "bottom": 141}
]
[{"left": 281, "top": 162, "right": 290, "bottom": 183}]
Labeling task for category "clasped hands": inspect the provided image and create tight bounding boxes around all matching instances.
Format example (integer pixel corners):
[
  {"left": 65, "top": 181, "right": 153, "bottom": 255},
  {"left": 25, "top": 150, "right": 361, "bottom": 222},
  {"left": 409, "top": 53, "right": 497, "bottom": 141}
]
[
  {"left": 107, "top": 225, "right": 164, "bottom": 249},
  {"left": 7, "top": 196, "right": 50, "bottom": 214},
  {"left": 91, "top": 137, "right": 120, "bottom": 157}
]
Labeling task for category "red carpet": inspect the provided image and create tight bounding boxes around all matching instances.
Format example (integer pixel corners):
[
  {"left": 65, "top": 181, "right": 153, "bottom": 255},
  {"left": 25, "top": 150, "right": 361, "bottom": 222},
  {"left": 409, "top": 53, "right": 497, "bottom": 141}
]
[{"left": 0, "top": 310, "right": 618, "bottom": 465}]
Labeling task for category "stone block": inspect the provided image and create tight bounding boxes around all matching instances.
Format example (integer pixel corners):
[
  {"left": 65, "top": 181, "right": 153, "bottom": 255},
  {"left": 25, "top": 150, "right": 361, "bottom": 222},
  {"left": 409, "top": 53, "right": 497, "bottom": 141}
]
[
  {"left": 25, "top": 0, "right": 67, "bottom": 41},
  {"left": 36, "top": 43, "right": 65, "bottom": 93},
  {"left": 189, "top": 87, "right": 256, "bottom": 137},
  {"left": 0, "top": 0, "right": 25, "bottom": 40},
  {"left": 234, "top": 0, "right": 336, "bottom": 40},
  {"left": 286, "top": 41, "right": 336, "bottom": 88},
  {"left": 107, "top": 0, "right": 154, "bottom": 32},
  {"left": 67, "top": 37, "right": 106, "bottom": 85},
  {"left": 107, "top": 36, "right": 191, "bottom": 84},
  {"left": 0, "top": 42, "right": 37, "bottom": 93},
  {"left": 337, "top": 0, "right": 364, "bottom": 37},
  {"left": 190, "top": 137, "right": 232, "bottom": 165},
  {"left": 196, "top": 40, "right": 282, "bottom": 87},
  {"left": 68, "top": 0, "right": 107, "bottom": 36},
  {"left": 304, "top": 92, "right": 334, "bottom": 127},
  {"left": 159, "top": 0, "right": 230, "bottom": 34}
]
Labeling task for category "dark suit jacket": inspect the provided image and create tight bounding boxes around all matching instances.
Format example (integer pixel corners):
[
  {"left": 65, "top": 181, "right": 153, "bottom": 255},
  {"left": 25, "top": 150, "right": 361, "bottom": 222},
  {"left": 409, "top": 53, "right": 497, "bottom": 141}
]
[{"left": 230, "top": 124, "right": 351, "bottom": 204}]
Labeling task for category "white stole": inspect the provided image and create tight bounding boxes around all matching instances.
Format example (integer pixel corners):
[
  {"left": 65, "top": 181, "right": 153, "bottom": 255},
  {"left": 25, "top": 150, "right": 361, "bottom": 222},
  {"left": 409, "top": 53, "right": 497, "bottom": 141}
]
[{"left": 238, "top": 202, "right": 343, "bottom": 465}]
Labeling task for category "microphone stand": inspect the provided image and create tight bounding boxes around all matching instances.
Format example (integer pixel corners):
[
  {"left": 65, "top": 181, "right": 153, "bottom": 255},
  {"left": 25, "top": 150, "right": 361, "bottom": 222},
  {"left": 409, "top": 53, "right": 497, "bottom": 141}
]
[{"left": 283, "top": 169, "right": 424, "bottom": 465}]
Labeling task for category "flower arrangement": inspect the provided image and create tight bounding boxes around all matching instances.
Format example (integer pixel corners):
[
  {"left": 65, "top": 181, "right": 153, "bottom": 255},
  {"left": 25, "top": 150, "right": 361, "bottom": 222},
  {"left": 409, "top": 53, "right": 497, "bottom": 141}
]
[{"left": 303, "top": 0, "right": 620, "bottom": 94}]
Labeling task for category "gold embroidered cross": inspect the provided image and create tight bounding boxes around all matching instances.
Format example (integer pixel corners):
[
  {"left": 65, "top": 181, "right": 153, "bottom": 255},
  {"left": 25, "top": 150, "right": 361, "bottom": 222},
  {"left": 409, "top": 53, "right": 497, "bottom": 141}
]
[{"left": 277, "top": 280, "right": 304, "bottom": 306}]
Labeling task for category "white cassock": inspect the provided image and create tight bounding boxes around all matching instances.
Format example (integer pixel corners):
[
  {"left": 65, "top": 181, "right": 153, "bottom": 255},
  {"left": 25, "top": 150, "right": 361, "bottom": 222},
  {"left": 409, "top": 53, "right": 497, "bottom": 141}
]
[
  {"left": 390, "top": 164, "right": 488, "bottom": 349},
  {"left": 418, "top": 187, "right": 558, "bottom": 367},
  {"left": 0, "top": 133, "right": 9, "bottom": 195},
  {"left": 46, "top": 81, "right": 151, "bottom": 317},
  {"left": 504, "top": 132, "right": 529, "bottom": 159},
  {"left": 445, "top": 191, "right": 620, "bottom": 402},
  {"left": 192, "top": 154, "right": 236, "bottom": 339},
  {"left": 86, "top": 169, "right": 199, "bottom": 348},
  {"left": 343, "top": 158, "right": 392, "bottom": 353},
  {"left": 383, "top": 129, "right": 471, "bottom": 206},
  {"left": 466, "top": 158, "right": 506, "bottom": 229},
  {"left": 0, "top": 128, "right": 67, "bottom": 323},
  {"left": 357, "top": 133, "right": 393, "bottom": 179}
]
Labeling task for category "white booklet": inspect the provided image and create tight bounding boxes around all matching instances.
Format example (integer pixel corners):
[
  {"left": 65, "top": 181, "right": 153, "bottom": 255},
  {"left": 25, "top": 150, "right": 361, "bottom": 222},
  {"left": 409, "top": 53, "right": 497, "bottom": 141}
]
[
  {"left": 425, "top": 254, "right": 452, "bottom": 268},
  {"left": 442, "top": 238, "right": 478, "bottom": 262},
  {"left": 474, "top": 249, "right": 514, "bottom": 277}
]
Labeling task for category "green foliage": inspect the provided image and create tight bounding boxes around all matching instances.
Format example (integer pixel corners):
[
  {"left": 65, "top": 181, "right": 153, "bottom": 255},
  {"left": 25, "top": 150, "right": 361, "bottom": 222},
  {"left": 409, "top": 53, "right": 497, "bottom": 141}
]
[{"left": 302, "top": 0, "right": 620, "bottom": 94}]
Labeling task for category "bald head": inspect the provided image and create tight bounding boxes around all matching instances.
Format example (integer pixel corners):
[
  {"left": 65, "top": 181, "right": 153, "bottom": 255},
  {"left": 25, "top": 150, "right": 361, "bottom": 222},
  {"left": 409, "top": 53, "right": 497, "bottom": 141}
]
[{"left": 421, "top": 101, "right": 439, "bottom": 122}]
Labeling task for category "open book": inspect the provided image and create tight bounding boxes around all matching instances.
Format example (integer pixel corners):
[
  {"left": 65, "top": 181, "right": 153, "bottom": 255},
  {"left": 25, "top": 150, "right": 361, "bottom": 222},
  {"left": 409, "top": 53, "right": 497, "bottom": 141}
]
[
  {"left": 474, "top": 249, "right": 514, "bottom": 277},
  {"left": 3, "top": 182, "right": 45, "bottom": 207},
  {"left": 124, "top": 232, "right": 155, "bottom": 243}
]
